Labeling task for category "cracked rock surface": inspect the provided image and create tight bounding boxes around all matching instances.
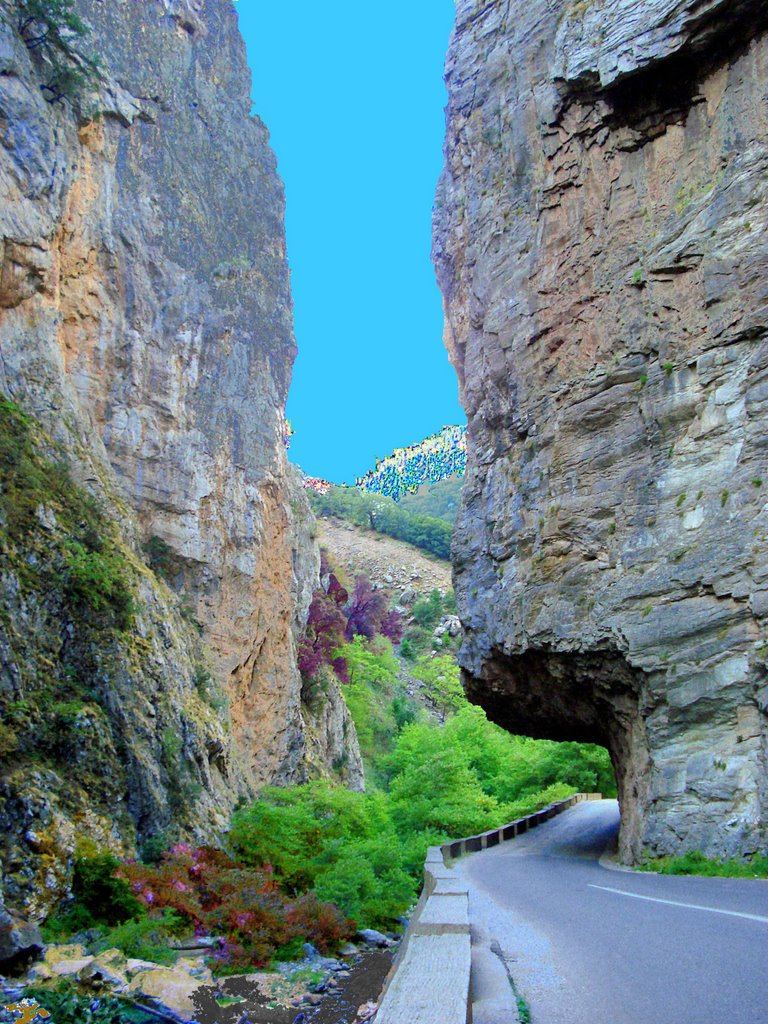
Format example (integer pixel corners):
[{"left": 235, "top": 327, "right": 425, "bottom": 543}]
[
  {"left": 0, "top": 0, "right": 360, "bottom": 913},
  {"left": 434, "top": 0, "right": 768, "bottom": 860}
]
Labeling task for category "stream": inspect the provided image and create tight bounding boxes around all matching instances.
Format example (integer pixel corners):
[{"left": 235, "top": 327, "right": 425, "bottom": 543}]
[{"left": 193, "top": 949, "right": 394, "bottom": 1024}]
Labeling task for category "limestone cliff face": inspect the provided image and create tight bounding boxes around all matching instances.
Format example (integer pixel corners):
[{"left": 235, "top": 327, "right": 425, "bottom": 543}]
[
  {"left": 0, "top": 0, "right": 360, "bottom": 915},
  {"left": 434, "top": 0, "right": 768, "bottom": 860}
]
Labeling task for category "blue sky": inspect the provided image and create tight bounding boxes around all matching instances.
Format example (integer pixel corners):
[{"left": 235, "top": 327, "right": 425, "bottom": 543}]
[{"left": 235, "top": 1, "right": 464, "bottom": 484}]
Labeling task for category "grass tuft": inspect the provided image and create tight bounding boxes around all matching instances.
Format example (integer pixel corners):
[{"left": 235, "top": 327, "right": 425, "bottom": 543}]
[{"left": 638, "top": 849, "right": 768, "bottom": 878}]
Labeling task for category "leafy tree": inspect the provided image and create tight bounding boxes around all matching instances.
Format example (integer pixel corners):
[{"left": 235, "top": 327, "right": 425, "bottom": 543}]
[
  {"left": 380, "top": 607, "right": 403, "bottom": 644},
  {"left": 341, "top": 574, "right": 403, "bottom": 644},
  {"left": 391, "top": 695, "right": 417, "bottom": 730},
  {"left": 71, "top": 853, "right": 144, "bottom": 926},
  {"left": 412, "top": 654, "right": 466, "bottom": 719},
  {"left": 411, "top": 588, "right": 444, "bottom": 629},
  {"left": 398, "top": 475, "right": 464, "bottom": 524},
  {"left": 336, "top": 636, "right": 401, "bottom": 780},
  {"left": 399, "top": 636, "right": 416, "bottom": 660},
  {"left": 344, "top": 575, "right": 387, "bottom": 641},
  {"left": 15, "top": 0, "right": 100, "bottom": 103},
  {"left": 298, "top": 589, "right": 347, "bottom": 682},
  {"left": 387, "top": 723, "right": 500, "bottom": 838},
  {"left": 298, "top": 557, "right": 401, "bottom": 684},
  {"left": 229, "top": 782, "right": 411, "bottom": 927},
  {"left": 60, "top": 539, "right": 135, "bottom": 629}
]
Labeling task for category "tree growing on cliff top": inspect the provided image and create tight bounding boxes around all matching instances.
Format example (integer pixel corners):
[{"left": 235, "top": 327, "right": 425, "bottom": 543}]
[{"left": 14, "top": 0, "right": 100, "bottom": 103}]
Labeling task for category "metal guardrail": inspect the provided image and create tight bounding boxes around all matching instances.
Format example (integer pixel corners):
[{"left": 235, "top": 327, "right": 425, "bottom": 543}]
[{"left": 375, "top": 793, "right": 603, "bottom": 1024}]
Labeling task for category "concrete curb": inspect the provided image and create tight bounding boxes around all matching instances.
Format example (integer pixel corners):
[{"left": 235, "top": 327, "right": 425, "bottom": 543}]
[
  {"left": 374, "top": 793, "right": 602, "bottom": 1024},
  {"left": 470, "top": 925, "right": 519, "bottom": 1024}
]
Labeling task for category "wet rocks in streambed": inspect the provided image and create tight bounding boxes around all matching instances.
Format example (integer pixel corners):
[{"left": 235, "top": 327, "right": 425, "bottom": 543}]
[
  {"left": 354, "top": 930, "right": 393, "bottom": 949},
  {"left": 6, "top": 939, "right": 397, "bottom": 1024}
]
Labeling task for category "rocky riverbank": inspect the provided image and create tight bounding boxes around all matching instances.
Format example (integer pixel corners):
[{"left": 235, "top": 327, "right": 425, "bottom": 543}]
[{"left": 0, "top": 935, "right": 397, "bottom": 1024}]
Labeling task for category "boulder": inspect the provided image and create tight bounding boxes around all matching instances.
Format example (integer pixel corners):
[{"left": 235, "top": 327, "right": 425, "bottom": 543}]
[
  {"left": 0, "top": 909, "right": 44, "bottom": 969},
  {"left": 356, "top": 929, "right": 391, "bottom": 948},
  {"left": 77, "top": 958, "right": 127, "bottom": 993},
  {"left": 126, "top": 966, "right": 207, "bottom": 1022}
]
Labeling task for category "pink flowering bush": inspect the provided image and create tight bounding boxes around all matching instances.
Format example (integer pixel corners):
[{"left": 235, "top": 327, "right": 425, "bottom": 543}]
[{"left": 118, "top": 844, "right": 354, "bottom": 970}]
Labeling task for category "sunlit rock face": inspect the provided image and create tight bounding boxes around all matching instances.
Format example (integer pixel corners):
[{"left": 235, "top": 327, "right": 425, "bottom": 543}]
[
  {"left": 434, "top": 0, "right": 768, "bottom": 861},
  {"left": 0, "top": 0, "right": 360, "bottom": 915}
]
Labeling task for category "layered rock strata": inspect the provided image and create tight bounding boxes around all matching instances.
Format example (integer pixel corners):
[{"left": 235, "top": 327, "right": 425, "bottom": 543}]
[
  {"left": 434, "top": 0, "right": 768, "bottom": 859},
  {"left": 0, "top": 0, "right": 360, "bottom": 917}
]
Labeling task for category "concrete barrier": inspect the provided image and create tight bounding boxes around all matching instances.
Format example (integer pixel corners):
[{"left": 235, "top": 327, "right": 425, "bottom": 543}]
[{"left": 375, "top": 793, "right": 602, "bottom": 1024}]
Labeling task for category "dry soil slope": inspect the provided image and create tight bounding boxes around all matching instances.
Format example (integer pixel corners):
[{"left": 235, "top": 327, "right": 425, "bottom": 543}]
[{"left": 316, "top": 517, "right": 453, "bottom": 598}]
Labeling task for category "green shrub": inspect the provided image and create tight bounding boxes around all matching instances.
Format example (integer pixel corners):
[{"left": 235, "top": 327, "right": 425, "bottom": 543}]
[
  {"left": 0, "top": 397, "right": 136, "bottom": 627},
  {"left": 42, "top": 903, "right": 98, "bottom": 940},
  {"left": 192, "top": 664, "right": 228, "bottom": 711},
  {"left": 0, "top": 721, "right": 19, "bottom": 757},
  {"left": 399, "top": 636, "right": 416, "bottom": 660},
  {"left": 91, "top": 909, "right": 186, "bottom": 964},
  {"left": 73, "top": 853, "right": 144, "bottom": 926},
  {"left": 401, "top": 625, "right": 432, "bottom": 658},
  {"left": 308, "top": 485, "right": 453, "bottom": 559},
  {"left": 411, "top": 589, "right": 443, "bottom": 629},
  {"left": 22, "top": 986, "right": 151, "bottom": 1024},
  {"left": 397, "top": 476, "right": 463, "bottom": 524},
  {"left": 335, "top": 636, "right": 400, "bottom": 782},
  {"left": 61, "top": 540, "right": 135, "bottom": 629},
  {"left": 229, "top": 782, "right": 412, "bottom": 928},
  {"left": 143, "top": 535, "right": 179, "bottom": 583},
  {"left": 313, "top": 839, "right": 415, "bottom": 925},
  {"left": 139, "top": 831, "right": 175, "bottom": 866},
  {"left": 391, "top": 695, "right": 416, "bottom": 730},
  {"left": 161, "top": 725, "right": 182, "bottom": 765},
  {"left": 44, "top": 854, "right": 144, "bottom": 940},
  {"left": 501, "top": 782, "right": 578, "bottom": 821}
]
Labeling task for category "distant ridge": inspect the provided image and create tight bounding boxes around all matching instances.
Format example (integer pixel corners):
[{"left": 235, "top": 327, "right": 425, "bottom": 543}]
[{"left": 355, "top": 425, "right": 467, "bottom": 501}]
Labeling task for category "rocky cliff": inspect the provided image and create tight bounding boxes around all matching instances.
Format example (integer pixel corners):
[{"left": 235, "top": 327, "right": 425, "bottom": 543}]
[
  {"left": 0, "top": 0, "right": 361, "bottom": 918},
  {"left": 434, "top": 0, "right": 768, "bottom": 860}
]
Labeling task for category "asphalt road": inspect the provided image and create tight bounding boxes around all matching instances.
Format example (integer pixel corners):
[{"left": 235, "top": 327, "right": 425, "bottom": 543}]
[{"left": 456, "top": 800, "right": 768, "bottom": 1024}]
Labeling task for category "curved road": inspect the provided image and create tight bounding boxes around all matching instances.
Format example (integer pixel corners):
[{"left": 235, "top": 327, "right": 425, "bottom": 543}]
[{"left": 456, "top": 800, "right": 768, "bottom": 1024}]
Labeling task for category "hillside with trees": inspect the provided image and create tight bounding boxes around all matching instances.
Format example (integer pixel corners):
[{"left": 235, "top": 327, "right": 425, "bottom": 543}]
[{"left": 309, "top": 484, "right": 453, "bottom": 560}]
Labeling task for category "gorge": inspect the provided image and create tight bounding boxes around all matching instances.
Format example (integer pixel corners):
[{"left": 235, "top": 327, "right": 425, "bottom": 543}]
[{"left": 1, "top": 0, "right": 767, "bottom": 970}]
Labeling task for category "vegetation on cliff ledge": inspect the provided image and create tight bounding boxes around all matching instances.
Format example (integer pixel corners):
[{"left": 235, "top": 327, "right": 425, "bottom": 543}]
[
  {"left": 0, "top": 396, "right": 139, "bottom": 768},
  {"left": 14, "top": 0, "right": 101, "bottom": 103},
  {"left": 0, "top": 397, "right": 227, "bottom": 914}
]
